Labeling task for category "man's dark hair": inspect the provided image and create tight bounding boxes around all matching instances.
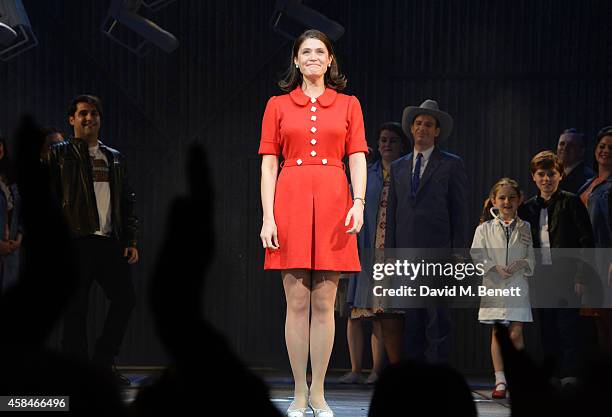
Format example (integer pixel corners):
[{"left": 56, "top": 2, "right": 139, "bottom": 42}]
[
  {"left": 560, "top": 128, "right": 586, "bottom": 147},
  {"left": 67, "top": 95, "right": 103, "bottom": 118},
  {"left": 41, "top": 126, "right": 65, "bottom": 138}
]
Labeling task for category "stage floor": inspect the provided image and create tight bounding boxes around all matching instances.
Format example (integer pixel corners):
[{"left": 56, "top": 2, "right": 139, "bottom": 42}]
[
  {"left": 119, "top": 369, "right": 511, "bottom": 416},
  {"left": 265, "top": 372, "right": 510, "bottom": 417}
]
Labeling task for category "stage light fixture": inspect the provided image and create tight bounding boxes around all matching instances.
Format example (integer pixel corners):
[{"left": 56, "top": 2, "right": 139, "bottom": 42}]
[
  {"left": 270, "top": 0, "right": 344, "bottom": 41},
  {"left": 0, "top": 22, "right": 17, "bottom": 46},
  {"left": 101, "top": 0, "right": 179, "bottom": 56},
  {"left": 0, "top": 0, "right": 38, "bottom": 61},
  {"left": 141, "top": 0, "right": 176, "bottom": 13}
]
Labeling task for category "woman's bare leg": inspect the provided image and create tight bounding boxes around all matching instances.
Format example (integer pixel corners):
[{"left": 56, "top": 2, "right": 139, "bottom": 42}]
[
  {"left": 282, "top": 269, "right": 312, "bottom": 408},
  {"left": 380, "top": 315, "right": 404, "bottom": 364},
  {"left": 347, "top": 317, "right": 364, "bottom": 373},
  {"left": 309, "top": 270, "right": 340, "bottom": 409},
  {"left": 371, "top": 319, "right": 385, "bottom": 375}
]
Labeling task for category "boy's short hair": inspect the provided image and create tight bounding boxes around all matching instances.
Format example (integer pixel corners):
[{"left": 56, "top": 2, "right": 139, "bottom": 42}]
[{"left": 529, "top": 150, "right": 564, "bottom": 174}]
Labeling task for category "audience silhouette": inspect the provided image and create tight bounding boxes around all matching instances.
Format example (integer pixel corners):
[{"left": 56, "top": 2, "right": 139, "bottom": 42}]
[
  {"left": 130, "top": 144, "right": 281, "bottom": 416},
  {"left": 368, "top": 360, "right": 477, "bottom": 417},
  {"left": 0, "top": 116, "right": 126, "bottom": 415}
]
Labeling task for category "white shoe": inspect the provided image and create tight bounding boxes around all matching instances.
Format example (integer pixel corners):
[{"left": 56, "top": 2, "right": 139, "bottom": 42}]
[
  {"left": 364, "top": 371, "right": 379, "bottom": 385},
  {"left": 309, "top": 400, "right": 334, "bottom": 417},
  {"left": 337, "top": 371, "right": 364, "bottom": 384},
  {"left": 286, "top": 402, "right": 307, "bottom": 417}
]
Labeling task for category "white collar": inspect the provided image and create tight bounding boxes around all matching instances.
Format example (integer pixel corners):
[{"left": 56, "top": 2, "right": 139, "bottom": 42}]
[{"left": 413, "top": 146, "right": 435, "bottom": 162}]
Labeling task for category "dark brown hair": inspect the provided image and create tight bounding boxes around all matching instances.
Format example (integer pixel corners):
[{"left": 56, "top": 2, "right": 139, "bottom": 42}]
[
  {"left": 41, "top": 126, "right": 65, "bottom": 138},
  {"left": 278, "top": 29, "right": 346, "bottom": 92},
  {"left": 594, "top": 126, "right": 612, "bottom": 173},
  {"left": 480, "top": 178, "right": 522, "bottom": 224},
  {"left": 529, "top": 150, "right": 564, "bottom": 175},
  {"left": 67, "top": 95, "right": 103, "bottom": 118},
  {"left": 372, "top": 122, "right": 410, "bottom": 162},
  {"left": 595, "top": 126, "right": 612, "bottom": 145}
]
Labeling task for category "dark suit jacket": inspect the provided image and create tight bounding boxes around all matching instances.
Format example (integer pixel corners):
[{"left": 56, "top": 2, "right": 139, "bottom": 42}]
[
  {"left": 385, "top": 147, "right": 469, "bottom": 249},
  {"left": 559, "top": 161, "right": 594, "bottom": 194}
]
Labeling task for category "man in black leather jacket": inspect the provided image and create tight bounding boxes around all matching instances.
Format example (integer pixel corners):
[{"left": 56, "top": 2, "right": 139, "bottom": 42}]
[{"left": 46, "top": 94, "right": 138, "bottom": 386}]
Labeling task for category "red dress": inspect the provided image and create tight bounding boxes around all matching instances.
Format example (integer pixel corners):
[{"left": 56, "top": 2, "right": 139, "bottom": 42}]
[{"left": 258, "top": 87, "right": 368, "bottom": 272}]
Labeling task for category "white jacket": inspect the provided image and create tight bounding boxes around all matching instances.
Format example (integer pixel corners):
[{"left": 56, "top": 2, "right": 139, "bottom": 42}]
[{"left": 470, "top": 216, "right": 535, "bottom": 322}]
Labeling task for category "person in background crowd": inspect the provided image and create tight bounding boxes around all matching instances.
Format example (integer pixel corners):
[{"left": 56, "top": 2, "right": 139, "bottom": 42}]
[
  {"left": 341, "top": 122, "right": 409, "bottom": 385},
  {"left": 384, "top": 99, "right": 469, "bottom": 364},
  {"left": 46, "top": 94, "right": 139, "bottom": 387},
  {"left": 40, "top": 126, "right": 65, "bottom": 159},
  {"left": 471, "top": 178, "right": 535, "bottom": 399},
  {"left": 519, "top": 150, "right": 594, "bottom": 388},
  {"left": 0, "top": 136, "right": 22, "bottom": 293},
  {"left": 578, "top": 126, "right": 612, "bottom": 353},
  {"left": 557, "top": 128, "right": 594, "bottom": 193}
]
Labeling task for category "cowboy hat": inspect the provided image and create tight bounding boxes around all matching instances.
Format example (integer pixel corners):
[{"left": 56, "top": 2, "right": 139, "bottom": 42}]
[{"left": 402, "top": 99, "right": 453, "bottom": 142}]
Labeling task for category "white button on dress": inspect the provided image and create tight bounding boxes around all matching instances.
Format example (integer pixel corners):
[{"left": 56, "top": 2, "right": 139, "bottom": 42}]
[
  {"left": 311, "top": 139, "right": 317, "bottom": 145},
  {"left": 311, "top": 106, "right": 317, "bottom": 112},
  {"left": 311, "top": 115, "right": 317, "bottom": 121},
  {"left": 297, "top": 159, "right": 303, "bottom": 165},
  {"left": 310, "top": 97, "right": 316, "bottom": 103},
  {"left": 310, "top": 127, "right": 317, "bottom": 133},
  {"left": 311, "top": 150, "right": 317, "bottom": 157},
  {"left": 322, "top": 159, "right": 328, "bottom": 165}
]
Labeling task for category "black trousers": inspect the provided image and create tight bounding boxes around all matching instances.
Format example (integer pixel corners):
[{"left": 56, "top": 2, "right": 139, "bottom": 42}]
[
  {"left": 534, "top": 264, "right": 584, "bottom": 378},
  {"left": 538, "top": 308, "right": 582, "bottom": 378},
  {"left": 404, "top": 308, "right": 451, "bottom": 363},
  {"left": 61, "top": 235, "right": 136, "bottom": 366}
]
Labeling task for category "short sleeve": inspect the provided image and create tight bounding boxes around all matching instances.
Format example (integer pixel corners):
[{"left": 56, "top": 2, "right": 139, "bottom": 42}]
[
  {"left": 258, "top": 96, "right": 281, "bottom": 155},
  {"left": 345, "top": 96, "right": 369, "bottom": 155}
]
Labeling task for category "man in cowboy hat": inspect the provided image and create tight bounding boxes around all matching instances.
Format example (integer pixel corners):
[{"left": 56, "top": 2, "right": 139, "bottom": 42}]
[{"left": 382, "top": 99, "right": 469, "bottom": 363}]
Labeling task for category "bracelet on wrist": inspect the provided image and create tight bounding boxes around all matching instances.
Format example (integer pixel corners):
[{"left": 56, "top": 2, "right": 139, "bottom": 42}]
[{"left": 353, "top": 197, "right": 365, "bottom": 205}]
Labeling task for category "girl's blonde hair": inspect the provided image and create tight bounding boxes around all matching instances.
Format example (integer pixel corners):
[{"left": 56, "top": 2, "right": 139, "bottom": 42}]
[{"left": 479, "top": 178, "right": 522, "bottom": 224}]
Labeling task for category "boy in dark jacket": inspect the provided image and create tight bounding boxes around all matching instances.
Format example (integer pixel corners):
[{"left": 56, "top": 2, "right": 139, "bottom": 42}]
[{"left": 519, "top": 150, "right": 594, "bottom": 386}]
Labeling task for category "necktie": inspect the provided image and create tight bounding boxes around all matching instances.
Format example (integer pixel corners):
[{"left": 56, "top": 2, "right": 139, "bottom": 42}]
[{"left": 411, "top": 153, "right": 423, "bottom": 199}]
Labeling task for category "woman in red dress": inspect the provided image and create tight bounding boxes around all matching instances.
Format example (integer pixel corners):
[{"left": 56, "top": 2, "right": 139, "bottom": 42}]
[{"left": 259, "top": 30, "right": 367, "bottom": 417}]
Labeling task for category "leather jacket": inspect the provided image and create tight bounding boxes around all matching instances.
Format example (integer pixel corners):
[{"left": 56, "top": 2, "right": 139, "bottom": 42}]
[{"left": 46, "top": 137, "right": 138, "bottom": 247}]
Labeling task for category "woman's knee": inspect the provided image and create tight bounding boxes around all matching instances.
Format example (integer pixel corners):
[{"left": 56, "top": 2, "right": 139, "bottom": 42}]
[
  {"left": 286, "top": 292, "right": 310, "bottom": 316},
  {"left": 311, "top": 295, "right": 335, "bottom": 319}
]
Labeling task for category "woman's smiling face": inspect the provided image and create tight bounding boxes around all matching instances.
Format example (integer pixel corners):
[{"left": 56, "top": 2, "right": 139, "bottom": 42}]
[{"left": 294, "top": 38, "right": 332, "bottom": 80}]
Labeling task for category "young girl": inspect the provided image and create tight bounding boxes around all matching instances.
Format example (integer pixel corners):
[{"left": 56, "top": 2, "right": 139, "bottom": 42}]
[{"left": 470, "top": 178, "right": 535, "bottom": 399}]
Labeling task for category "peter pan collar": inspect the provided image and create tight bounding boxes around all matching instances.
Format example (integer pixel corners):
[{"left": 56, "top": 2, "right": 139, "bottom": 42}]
[{"left": 289, "top": 86, "right": 337, "bottom": 107}]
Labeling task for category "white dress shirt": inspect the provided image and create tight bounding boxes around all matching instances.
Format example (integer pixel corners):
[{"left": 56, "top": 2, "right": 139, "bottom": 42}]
[{"left": 412, "top": 146, "right": 435, "bottom": 178}]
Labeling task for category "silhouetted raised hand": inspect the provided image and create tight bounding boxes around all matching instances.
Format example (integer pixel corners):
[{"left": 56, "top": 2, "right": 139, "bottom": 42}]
[
  {"left": 131, "top": 144, "right": 281, "bottom": 416},
  {"left": 494, "top": 322, "right": 563, "bottom": 417}
]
